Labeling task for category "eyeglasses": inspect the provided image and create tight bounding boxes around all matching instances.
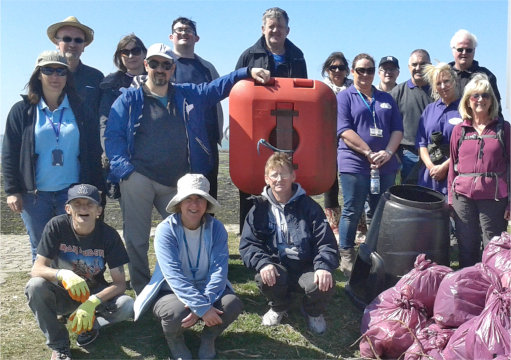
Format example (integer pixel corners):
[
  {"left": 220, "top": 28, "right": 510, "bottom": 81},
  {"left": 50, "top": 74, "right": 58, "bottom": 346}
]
[
  {"left": 328, "top": 65, "right": 347, "bottom": 72},
  {"left": 147, "top": 59, "right": 173, "bottom": 71},
  {"left": 354, "top": 67, "right": 375, "bottom": 75},
  {"left": 173, "top": 27, "right": 195, "bottom": 35},
  {"left": 120, "top": 46, "right": 143, "bottom": 57},
  {"left": 268, "top": 172, "right": 292, "bottom": 181},
  {"left": 57, "top": 36, "right": 85, "bottom": 44},
  {"left": 470, "top": 93, "right": 490, "bottom": 101},
  {"left": 454, "top": 47, "right": 474, "bottom": 54},
  {"left": 379, "top": 67, "right": 398, "bottom": 73},
  {"left": 40, "top": 67, "right": 68, "bottom": 76}
]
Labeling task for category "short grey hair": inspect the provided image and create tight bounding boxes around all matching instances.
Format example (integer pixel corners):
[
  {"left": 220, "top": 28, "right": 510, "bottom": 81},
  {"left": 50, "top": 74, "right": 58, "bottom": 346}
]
[
  {"left": 262, "top": 7, "right": 289, "bottom": 26},
  {"left": 408, "top": 49, "right": 431, "bottom": 65},
  {"left": 450, "top": 29, "right": 478, "bottom": 49}
]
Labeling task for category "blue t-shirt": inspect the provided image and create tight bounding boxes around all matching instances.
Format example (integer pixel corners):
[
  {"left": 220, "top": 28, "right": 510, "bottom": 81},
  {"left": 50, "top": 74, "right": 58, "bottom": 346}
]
[
  {"left": 337, "top": 85, "right": 403, "bottom": 176},
  {"left": 34, "top": 96, "right": 80, "bottom": 191}
]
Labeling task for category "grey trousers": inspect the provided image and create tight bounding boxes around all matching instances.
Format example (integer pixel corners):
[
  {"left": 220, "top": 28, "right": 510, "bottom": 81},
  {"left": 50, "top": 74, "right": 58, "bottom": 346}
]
[
  {"left": 452, "top": 194, "right": 508, "bottom": 268},
  {"left": 120, "top": 171, "right": 176, "bottom": 294},
  {"left": 152, "top": 288, "right": 243, "bottom": 343},
  {"left": 255, "top": 263, "right": 335, "bottom": 317},
  {"left": 25, "top": 277, "right": 134, "bottom": 351}
]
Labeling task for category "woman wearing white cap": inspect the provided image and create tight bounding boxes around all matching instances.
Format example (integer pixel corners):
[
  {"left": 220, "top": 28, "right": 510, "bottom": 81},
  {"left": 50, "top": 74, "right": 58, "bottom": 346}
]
[
  {"left": 133, "top": 173, "right": 242, "bottom": 360},
  {"left": 2, "top": 50, "right": 103, "bottom": 263}
]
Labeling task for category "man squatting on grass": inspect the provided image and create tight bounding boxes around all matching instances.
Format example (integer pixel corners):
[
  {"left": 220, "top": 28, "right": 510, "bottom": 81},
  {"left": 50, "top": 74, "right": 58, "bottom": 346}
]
[{"left": 25, "top": 184, "right": 133, "bottom": 360}]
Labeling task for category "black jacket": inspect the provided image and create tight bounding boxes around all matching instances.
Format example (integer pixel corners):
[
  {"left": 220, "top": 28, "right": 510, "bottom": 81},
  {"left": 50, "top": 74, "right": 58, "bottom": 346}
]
[
  {"left": 235, "top": 36, "right": 307, "bottom": 78},
  {"left": 2, "top": 95, "right": 104, "bottom": 195}
]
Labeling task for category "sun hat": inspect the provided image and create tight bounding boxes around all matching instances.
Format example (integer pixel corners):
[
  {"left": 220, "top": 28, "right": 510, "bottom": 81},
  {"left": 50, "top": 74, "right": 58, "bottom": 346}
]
[
  {"left": 66, "top": 184, "right": 100, "bottom": 205},
  {"left": 47, "top": 16, "right": 94, "bottom": 46},
  {"left": 166, "top": 174, "right": 220, "bottom": 214},
  {"left": 36, "top": 51, "right": 68, "bottom": 68},
  {"left": 145, "top": 43, "right": 174, "bottom": 61}
]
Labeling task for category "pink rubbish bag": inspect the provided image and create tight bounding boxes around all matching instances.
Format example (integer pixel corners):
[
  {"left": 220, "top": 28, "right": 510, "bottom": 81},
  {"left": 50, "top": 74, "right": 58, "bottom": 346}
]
[
  {"left": 482, "top": 231, "right": 511, "bottom": 277},
  {"left": 442, "top": 317, "right": 477, "bottom": 360},
  {"left": 394, "top": 254, "right": 452, "bottom": 316},
  {"left": 404, "top": 322, "right": 455, "bottom": 360},
  {"left": 433, "top": 263, "right": 490, "bottom": 327},
  {"left": 359, "top": 285, "right": 429, "bottom": 359}
]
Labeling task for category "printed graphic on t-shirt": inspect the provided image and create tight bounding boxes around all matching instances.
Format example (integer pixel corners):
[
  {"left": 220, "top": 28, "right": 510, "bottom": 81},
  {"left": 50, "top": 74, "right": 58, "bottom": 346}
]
[{"left": 58, "top": 244, "right": 105, "bottom": 280}]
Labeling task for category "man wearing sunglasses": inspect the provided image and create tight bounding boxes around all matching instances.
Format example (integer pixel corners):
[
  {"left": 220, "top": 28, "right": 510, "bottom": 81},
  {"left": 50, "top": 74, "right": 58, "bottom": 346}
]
[
  {"left": 105, "top": 43, "right": 270, "bottom": 295},
  {"left": 448, "top": 29, "right": 501, "bottom": 115},
  {"left": 169, "top": 17, "right": 223, "bottom": 201},
  {"left": 390, "top": 49, "right": 433, "bottom": 184}
]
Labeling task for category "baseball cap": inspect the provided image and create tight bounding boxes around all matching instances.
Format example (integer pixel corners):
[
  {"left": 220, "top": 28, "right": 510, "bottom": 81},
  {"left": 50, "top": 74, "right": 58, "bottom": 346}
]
[
  {"left": 66, "top": 184, "right": 100, "bottom": 205},
  {"left": 36, "top": 51, "right": 69, "bottom": 68},
  {"left": 379, "top": 56, "right": 399, "bottom": 69},
  {"left": 145, "top": 43, "right": 173, "bottom": 61}
]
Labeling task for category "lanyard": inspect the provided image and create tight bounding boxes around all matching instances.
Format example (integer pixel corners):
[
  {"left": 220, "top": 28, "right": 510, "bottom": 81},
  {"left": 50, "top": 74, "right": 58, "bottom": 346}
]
[
  {"left": 356, "top": 89, "right": 378, "bottom": 129},
  {"left": 45, "top": 108, "right": 65, "bottom": 146},
  {"left": 182, "top": 225, "right": 203, "bottom": 280}
]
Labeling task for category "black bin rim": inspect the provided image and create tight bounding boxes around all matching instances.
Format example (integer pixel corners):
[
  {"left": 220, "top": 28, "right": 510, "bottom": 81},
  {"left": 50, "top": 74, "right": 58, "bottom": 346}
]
[{"left": 387, "top": 184, "right": 446, "bottom": 209}]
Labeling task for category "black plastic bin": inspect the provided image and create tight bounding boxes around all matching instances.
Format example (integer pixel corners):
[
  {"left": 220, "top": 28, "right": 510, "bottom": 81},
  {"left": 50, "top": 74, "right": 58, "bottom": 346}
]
[{"left": 346, "top": 185, "right": 450, "bottom": 307}]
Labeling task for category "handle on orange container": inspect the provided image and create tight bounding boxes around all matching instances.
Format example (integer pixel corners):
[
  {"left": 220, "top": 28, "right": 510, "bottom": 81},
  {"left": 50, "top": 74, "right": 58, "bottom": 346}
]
[{"left": 257, "top": 139, "right": 294, "bottom": 155}]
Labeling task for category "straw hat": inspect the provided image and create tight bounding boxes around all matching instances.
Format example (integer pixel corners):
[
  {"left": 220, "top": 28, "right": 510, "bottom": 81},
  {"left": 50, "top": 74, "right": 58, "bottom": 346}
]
[
  {"left": 47, "top": 16, "right": 94, "bottom": 46},
  {"left": 166, "top": 174, "right": 220, "bottom": 214}
]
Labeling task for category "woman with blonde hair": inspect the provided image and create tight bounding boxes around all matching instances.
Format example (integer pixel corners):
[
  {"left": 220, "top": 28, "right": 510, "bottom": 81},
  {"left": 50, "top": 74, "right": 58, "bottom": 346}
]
[{"left": 447, "top": 73, "right": 510, "bottom": 268}]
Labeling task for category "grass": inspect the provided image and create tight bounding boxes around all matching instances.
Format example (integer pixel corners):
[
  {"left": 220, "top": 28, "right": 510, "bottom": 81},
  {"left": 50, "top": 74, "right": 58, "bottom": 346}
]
[{"left": 0, "top": 232, "right": 363, "bottom": 360}]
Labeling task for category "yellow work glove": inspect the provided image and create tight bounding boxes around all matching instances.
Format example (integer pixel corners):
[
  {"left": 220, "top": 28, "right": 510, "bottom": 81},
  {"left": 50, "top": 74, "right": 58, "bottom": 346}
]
[
  {"left": 69, "top": 295, "right": 101, "bottom": 334},
  {"left": 56, "top": 269, "right": 90, "bottom": 303}
]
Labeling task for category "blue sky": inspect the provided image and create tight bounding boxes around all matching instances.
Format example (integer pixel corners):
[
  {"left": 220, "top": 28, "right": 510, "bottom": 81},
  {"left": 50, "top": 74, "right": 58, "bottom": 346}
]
[{"left": 1, "top": 0, "right": 509, "bottom": 134}]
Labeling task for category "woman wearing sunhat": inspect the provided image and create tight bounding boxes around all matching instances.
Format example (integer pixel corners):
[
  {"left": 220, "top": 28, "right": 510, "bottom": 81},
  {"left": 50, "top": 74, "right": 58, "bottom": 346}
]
[
  {"left": 1, "top": 50, "right": 103, "bottom": 262},
  {"left": 133, "top": 173, "right": 242, "bottom": 360}
]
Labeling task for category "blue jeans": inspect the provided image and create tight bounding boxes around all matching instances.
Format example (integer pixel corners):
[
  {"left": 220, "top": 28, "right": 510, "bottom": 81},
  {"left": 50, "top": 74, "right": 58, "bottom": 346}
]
[
  {"left": 21, "top": 189, "right": 68, "bottom": 262},
  {"left": 339, "top": 172, "right": 396, "bottom": 249},
  {"left": 399, "top": 147, "right": 419, "bottom": 183}
]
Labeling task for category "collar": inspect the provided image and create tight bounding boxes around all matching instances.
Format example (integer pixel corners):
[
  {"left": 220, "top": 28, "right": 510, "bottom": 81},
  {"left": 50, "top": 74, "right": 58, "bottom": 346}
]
[{"left": 38, "top": 95, "right": 70, "bottom": 112}]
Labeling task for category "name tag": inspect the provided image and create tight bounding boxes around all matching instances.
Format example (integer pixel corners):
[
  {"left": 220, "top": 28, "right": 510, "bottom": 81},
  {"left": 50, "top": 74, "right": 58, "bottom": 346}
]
[{"left": 370, "top": 127, "right": 383, "bottom": 137}]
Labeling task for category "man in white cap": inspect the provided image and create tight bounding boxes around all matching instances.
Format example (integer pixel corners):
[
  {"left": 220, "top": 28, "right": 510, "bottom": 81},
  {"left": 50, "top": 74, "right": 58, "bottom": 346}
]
[
  {"left": 47, "top": 16, "right": 104, "bottom": 118},
  {"left": 105, "top": 43, "right": 270, "bottom": 294}
]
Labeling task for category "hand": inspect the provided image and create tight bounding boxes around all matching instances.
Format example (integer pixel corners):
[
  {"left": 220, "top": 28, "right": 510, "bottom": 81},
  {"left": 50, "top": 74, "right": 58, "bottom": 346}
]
[
  {"left": 56, "top": 269, "right": 90, "bottom": 302},
  {"left": 101, "top": 153, "right": 110, "bottom": 170},
  {"left": 314, "top": 269, "right": 333, "bottom": 292},
  {"left": 7, "top": 194, "right": 22, "bottom": 214},
  {"left": 250, "top": 68, "right": 271, "bottom": 84},
  {"left": 260, "top": 264, "right": 279, "bottom": 287},
  {"left": 181, "top": 308, "right": 200, "bottom": 328},
  {"left": 369, "top": 150, "right": 391, "bottom": 168},
  {"left": 69, "top": 295, "right": 101, "bottom": 334},
  {"left": 429, "top": 164, "right": 448, "bottom": 181},
  {"left": 202, "top": 307, "right": 224, "bottom": 327}
]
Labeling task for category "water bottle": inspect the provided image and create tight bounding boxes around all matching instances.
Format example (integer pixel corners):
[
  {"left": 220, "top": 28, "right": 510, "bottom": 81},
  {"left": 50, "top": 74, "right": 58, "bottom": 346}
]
[{"left": 370, "top": 168, "right": 380, "bottom": 194}]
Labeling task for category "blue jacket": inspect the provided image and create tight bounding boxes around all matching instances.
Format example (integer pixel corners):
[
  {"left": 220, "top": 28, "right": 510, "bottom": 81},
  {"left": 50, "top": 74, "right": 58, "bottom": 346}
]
[
  {"left": 105, "top": 68, "right": 250, "bottom": 183},
  {"left": 133, "top": 214, "right": 231, "bottom": 320},
  {"left": 239, "top": 184, "right": 340, "bottom": 273}
]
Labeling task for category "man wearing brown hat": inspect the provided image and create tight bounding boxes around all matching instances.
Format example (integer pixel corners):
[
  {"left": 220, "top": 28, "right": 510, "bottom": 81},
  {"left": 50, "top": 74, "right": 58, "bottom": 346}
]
[{"left": 47, "top": 16, "right": 104, "bottom": 118}]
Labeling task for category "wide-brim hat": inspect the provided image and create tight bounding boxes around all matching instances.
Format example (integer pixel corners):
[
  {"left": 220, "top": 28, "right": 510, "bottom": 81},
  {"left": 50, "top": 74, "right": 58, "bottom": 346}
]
[
  {"left": 166, "top": 174, "right": 220, "bottom": 214},
  {"left": 47, "top": 16, "right": 94, "bottom": 46}
]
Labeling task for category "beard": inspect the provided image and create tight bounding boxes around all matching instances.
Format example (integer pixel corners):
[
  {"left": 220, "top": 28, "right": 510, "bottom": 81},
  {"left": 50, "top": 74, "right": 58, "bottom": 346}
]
[{"left": 150, "top": 72, "right": 168, "bottom": 86}]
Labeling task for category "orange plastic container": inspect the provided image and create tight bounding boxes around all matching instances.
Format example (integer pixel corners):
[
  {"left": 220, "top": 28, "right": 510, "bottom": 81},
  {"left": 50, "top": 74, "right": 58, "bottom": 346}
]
[{"left": 229, "top": 77, "right": 337, "bottom": 195}]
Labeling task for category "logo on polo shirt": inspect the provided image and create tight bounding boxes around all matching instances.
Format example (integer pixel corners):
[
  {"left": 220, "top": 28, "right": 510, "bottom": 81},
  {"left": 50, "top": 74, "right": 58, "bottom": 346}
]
[
  {"left": 380, "top": 103, "right": 392, "bottom": 109},
  {"left": 448, "top": 117, "right": 462, "bottom": 125}
]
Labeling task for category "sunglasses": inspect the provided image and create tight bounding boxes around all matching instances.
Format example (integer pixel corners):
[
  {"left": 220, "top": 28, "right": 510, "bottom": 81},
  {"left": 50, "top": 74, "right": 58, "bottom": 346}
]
[
  {"left": 354, "top": 67, "right": 375, "bottom": 75},
  {"left": 328, "top": 65, "right": 347, "bottom": 72},
  {"left": 120, "top": 46, "right": 143, "bottom": 57},
  {"left": 454, "top": 47, "right": 474, "bottom": 54},
  {"left": 58, "top": 36, "right": 85, "bottom": 44},
  {"left": 147, "top": 59, "right": 173, "bottom": 71},
  {"left": 470, "top": 93, "right": 490, "bottom": 101},
  {"left": 40, "top": 67, "right": 68, "bottom": 76}
]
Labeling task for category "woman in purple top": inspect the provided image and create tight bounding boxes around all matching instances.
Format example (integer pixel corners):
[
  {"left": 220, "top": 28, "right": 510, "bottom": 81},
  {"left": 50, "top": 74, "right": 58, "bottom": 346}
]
[
  {"left": 416, "top": 63, "right": 462, "bottom": 195},
  {"left": 448, "top": 74, "right": 510, "bottom": 268},
  {"left": 336, "top": 53, "right": 403, "bottom": 276}
]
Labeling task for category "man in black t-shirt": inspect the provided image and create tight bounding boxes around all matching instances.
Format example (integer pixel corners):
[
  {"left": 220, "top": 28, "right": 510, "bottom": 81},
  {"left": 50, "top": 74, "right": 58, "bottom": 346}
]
[{"left": 25, "top": 184, "right": 133, "bottom": 360}]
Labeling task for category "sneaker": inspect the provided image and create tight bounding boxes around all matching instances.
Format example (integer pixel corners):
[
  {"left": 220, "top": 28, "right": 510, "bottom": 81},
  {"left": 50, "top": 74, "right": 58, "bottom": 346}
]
[
  {"left": 261, "top": 308, "right": 286, "bottom": 326},
  {"left": 306, "top": 313, "right": 326, "bottom": 334},
  {"left": 76, "top": 328, "right": 99, "bottom": 347},
  {"left": 51, "top": 347, "right": 72, "bottom": 360}
]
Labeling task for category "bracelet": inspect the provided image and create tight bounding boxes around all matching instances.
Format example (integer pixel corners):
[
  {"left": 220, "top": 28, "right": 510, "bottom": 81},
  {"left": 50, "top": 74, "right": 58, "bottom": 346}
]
[
  {"left": 385, "top": 149, "right": 393, "bottom": 156},
  {"left": 364, "top": 150, "right": 372, "bottom": 157}
]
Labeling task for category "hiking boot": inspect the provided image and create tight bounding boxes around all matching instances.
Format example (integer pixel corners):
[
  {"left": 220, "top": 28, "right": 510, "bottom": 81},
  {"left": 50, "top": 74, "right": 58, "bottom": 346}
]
[
  {"left": 51, "top": 347, "right": 72, "bottom": 360},
  {"left": 261, "top": 308, "right": 286, "bottom": 326},
  {"left": 76, "top": 327, "right": 99, "bottom": 347},
  {"left": 339, "top": 247, "right": 357, "bottom": 278},
  {"left": 166, "top": 334, "right": 192, "bottom": 360}
]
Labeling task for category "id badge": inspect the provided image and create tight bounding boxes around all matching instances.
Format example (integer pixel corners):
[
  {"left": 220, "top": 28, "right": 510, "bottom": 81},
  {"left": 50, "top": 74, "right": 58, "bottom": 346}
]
[
  {"left": 369, "top": 127, "right": 383, "bottom": 137},
  {"left": 52, "top": 149, "right": 64, "bottom": 166}
]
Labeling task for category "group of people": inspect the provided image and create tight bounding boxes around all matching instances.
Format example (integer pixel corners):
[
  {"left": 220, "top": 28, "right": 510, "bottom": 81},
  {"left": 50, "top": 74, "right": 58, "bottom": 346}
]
[{"left": 1, "top": 6, "right": 509, "bottom": 360}]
